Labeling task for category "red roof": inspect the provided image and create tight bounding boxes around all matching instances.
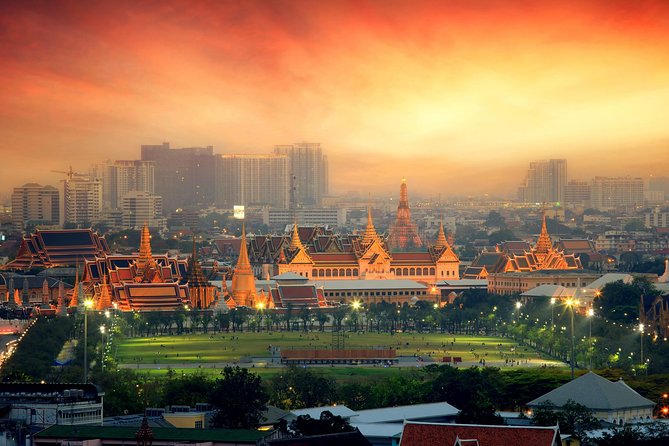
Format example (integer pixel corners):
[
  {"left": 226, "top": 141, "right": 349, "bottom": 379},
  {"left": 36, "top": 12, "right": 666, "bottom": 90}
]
[{"left": 399, "top": 422, "right": 558, "bottom": 446}]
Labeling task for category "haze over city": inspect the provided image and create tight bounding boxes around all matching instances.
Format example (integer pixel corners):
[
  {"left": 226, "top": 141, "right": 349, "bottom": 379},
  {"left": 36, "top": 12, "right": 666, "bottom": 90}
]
[{"left": 1, "top": 0, "right": 669, "bottom": 196}]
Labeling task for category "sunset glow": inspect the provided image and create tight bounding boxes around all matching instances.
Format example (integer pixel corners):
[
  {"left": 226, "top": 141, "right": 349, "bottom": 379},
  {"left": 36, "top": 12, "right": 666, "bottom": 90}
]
[{"left": 1, "top": 0, "right": 669, "bottom": 196}]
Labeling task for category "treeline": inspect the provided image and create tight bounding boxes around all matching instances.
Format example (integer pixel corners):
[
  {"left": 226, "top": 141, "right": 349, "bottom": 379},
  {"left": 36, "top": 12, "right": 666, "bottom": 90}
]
[
  {"left": 1, "top": 317, "right": 74, "bottom": 381},
  {"left": 94, "top": 365, "right": 578, "bottom": 418}
]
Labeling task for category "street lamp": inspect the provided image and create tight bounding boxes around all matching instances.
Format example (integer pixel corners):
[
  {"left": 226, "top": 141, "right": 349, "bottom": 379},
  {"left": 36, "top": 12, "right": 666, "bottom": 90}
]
[
  {"left": 351, "top": 300, "right": 362, "bottom": 310},
  {"left": 100, "top": 325, "right": 106, "bottom": 370},
  {"left": 639, "top": 323, "right": 645, "bottom": 365},
  {"left": 566, "top": 298, "right": 577, "bottom": 379},
  {"left": 83, "top": 299, "right": 94, "bottom": 382},
  {"left": 587, "top": 308, "right": 594, "bottom": 370},
  {"left": 550, "top": 298, "right": 556, "bottom": 331},
  {"left": 515, "top": 301, "right": 522, "bottom": 324}
]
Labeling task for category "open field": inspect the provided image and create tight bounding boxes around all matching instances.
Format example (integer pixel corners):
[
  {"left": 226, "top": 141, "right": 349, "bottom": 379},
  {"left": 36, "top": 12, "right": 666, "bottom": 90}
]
[{"left": 115, "top": 331, "right": 564, "bottom": 374}]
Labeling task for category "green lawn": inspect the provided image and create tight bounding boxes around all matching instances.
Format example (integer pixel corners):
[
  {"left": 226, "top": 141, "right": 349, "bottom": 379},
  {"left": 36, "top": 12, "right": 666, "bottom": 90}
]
[{"left": 115, "top": 331, "right": 556, "bottom": 366}]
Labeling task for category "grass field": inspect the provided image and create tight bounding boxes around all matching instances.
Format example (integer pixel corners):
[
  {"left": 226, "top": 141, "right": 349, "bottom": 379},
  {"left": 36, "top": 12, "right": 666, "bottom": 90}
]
[{"left": 115, "top": 331, "right": 561, "bottom": 370}]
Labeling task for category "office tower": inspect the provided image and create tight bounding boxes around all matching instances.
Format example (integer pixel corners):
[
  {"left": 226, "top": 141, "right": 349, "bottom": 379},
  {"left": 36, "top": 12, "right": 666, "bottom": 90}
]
[
  {"left": 216, "top": 154, "right": 289, "bottom": 208},
  {"left": 273, "top": 143, "right": 328, "bottom": 207},
  {"left": 564, "top": 180, "right": 591, "bottom": 208},
  {"left": 121, "top": 191, "right": 165, "bottom": 229},
  {"left": 141, "top": 142, "right": 217, "bottom": 212},
  {"left": 64, "top": 178, "right": 102, "bottom": 225},
  {"left": 92, "top": 160, "right": 155, "bottom": 210},
  {"left": 518, "top": 159, "right": 567, "bottom": 203},
  {"left": 590, "top": 176, "right": 645, "bottom": 211},
  {"left": 11, "top": 183, "right": 60, "bottom": 229}
]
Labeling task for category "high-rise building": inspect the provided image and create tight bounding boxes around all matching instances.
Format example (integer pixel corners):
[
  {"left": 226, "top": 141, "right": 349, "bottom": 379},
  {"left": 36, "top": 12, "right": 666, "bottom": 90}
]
[
  {"left": 11, "top": 183, "right": 60, "bottom": 230},
  {"left": 92, "top": 160, "right": 155, "bottom": 210},
  {"left": 273, "top": 143, "right": 328, "bottom": 207},
  {"left": 121, "top": 191, "right": 165, "bottom": 230},
  {"left": 564, "top": 180, "right": 591, "bottom": 208},
  {"left": 64, "top": 179, "right": 102, "bottom": 225},
  {"left": 590, "top": 176, "right": 645, "bottom": 211},
  {"left": 518, "top": 159, "right": 567, "bottom": 204},
  {"left": 216, "top": 154, "right": 289, "bottom": 208},
  {"left": 141, "top": 142, "right": 217, "bottom": 212}
]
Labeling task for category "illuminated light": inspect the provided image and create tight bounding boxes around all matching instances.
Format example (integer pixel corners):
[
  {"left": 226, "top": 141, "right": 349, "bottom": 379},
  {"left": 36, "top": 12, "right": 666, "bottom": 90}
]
[
  {"left": 351, "top": 300, "right": 362, "bottom": 310},
  {"left": 515, "top": 302, "right": 522, "bottom": 309},
  {"left": 587, "top": 308, "right": 594, "bottom": 317},
  {"left": 84, "top": 299, "right": 94, "bottom": 309},
  {"left": 256, "top": 302, "right": 265, "bottom": 310}
]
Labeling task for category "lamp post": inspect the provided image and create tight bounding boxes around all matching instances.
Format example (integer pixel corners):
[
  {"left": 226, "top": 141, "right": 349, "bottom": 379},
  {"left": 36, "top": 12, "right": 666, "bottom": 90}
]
[
  {"left": 566, "top": 298, "right": 577, "bottom": 379},
  {"left": 639, "top": 323, "right": 645, "bottom": 365},
  {"left": 83, "top": 299, "right": 94, "bottom": 382},
  {"left": 587, "top": 308, "right": 594, "bottom": 370},
  {"left": 100, "top": 325, "right": 106, "bottom": 370},
  {"left": 515, "top": 301, "right": 522, "bottom": 324},
  {"left": 550, "top": 298, "right": 556, "bottom": 331}
]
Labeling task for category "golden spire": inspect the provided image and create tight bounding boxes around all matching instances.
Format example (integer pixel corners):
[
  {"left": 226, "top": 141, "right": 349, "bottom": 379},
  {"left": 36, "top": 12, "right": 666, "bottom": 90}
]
[
  {"left": 289, "top": 222, "right": 304, "bottom": 251},
  {"left": 435, "top": 220, "right": 448, "bottom": 250},
  {"left": 97, "top": 273, "right": 112, "bottom": 310},
  {"left": 137, "top": 223, "right": 153, "bottom": 270},
  {"left": 535, "top": 210, "right": 553, "bottom": 254},
  {"left": 231, "top": 222, "right": 256, "bottom": 307},
  {"left": 70, "top": 264, "right": 80, "bottom": 308},
  {"left": 362, "top": 205, "right": 379, "bottom": 245}
]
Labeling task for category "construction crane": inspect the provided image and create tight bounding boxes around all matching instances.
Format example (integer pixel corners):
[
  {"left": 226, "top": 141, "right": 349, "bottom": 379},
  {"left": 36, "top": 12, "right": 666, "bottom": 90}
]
[{"left": 51, "top": 166, "right": 89, "bottom": 181}]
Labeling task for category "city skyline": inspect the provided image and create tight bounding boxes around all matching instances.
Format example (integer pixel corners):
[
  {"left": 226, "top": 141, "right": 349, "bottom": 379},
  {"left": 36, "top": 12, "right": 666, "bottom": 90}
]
[{"left": 2, "top": 0, "right": 669, "bottom": 196}]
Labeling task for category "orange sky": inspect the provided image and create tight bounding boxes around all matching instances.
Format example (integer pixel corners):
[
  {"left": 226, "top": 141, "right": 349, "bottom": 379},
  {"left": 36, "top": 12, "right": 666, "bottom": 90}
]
[{"left": 1, "top": 0, "right": 669, "bottom": 198}]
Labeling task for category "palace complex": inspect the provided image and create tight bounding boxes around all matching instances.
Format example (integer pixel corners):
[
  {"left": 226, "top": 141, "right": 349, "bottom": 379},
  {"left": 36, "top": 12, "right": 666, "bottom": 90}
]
[{"left": 462, "top": 213, "right": 582, "bottom": 279}]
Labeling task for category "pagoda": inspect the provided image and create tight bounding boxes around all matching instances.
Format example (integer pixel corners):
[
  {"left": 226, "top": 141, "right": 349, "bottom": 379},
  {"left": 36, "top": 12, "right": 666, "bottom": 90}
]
[
  {"left": 185, "top": 238, "right": 218, "bottom": 309},
  {"left": 230, "top": 223, "right": 258, "bottom": 307},
  {"left": 387, "top": 178, "right": 422, "bottom": 250}
]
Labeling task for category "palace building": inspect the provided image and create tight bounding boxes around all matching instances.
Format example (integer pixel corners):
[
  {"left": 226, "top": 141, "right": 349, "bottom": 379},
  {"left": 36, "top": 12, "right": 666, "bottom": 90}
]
[
  {"left": 82, "top": 225, "right": 217, "bottom": 311},
  {"left": 463, "top": 213, "right": 582, "bottom": 280},
  {"left": 2, "top": 229, "right": 110, "bottom": 270},
  {"left": 222, "top": 208, "right": 459, "bottom": 288}
]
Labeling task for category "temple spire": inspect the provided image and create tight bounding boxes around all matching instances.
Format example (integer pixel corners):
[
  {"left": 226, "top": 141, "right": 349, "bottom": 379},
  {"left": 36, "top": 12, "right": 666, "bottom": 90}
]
[
  {"left": 136, "top": 223, "right": 153, "bottom": 270},
  {"left": 231, "top": 223, "right": 256, "bottom": 307},
  {"left": 535, "top": 209, "right": 553, "bottom": 254},
  {"left": 97, "top": 273, "right": 112, "bottom": 310},
  {"left": 70, "top": 264, "right": 80, "bottom": 307},
  {"left": 435, "top": 220, "right": 448, "bottom": 250},
  {"left": 289, "top": 222, "right": 305, "bottom": 251},
  {"left": 659, "top": 258, "right": 669, "bottom": 283},
  {"left": 387, "top": 178, "right": 422, "bottom": 250},
  {"left": 362, "top": 206, "right": 379, "bottom": 245}
]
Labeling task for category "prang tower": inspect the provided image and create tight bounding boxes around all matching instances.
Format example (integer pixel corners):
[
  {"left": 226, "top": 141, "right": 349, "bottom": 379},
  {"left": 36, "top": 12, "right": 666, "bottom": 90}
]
[{"left": 387, "top": 178, "right": 422, "bottom": 250}]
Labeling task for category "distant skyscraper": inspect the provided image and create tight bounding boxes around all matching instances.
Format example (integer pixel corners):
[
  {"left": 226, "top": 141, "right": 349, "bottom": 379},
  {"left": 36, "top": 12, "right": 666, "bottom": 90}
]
[
  {"left": 141, "top": 142, "right": 217, "bottom": 212},
  {"left": 64, "top": 178, "right": 102, "bottom": 225},
  {"left": 564, "top": 180, "right": 591, "bottom": 208},
  {"left": 518, "top": 159, "right": 567, "bottom": 204},
  {"left": 273, "top": 143, "right": 328, "bottom": 207},
  {"left": 92, "top": 160, "right": 155, "bottom": 210},
  {"left": 590, "top": 176, "right": 644, "bottom": 211},
  {"left": 121, "top": 191, "right": 165, "bottom": 229},
  {"left": 216, "top": 154, "right": 289, "bottom": 208},
  {"left": 387, "top": 178, "right": 422, "bottom": 250},
  {"left": 11, "top": 183, "right": 60, "bottom": 229}
]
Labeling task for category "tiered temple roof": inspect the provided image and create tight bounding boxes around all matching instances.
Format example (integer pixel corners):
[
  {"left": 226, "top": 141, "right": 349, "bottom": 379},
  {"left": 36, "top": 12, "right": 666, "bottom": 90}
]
[
  {"left": 3, "top": 229, "right": 110, "bottom": 270},
  {"left": 83, "top": 225, "right": 190, "bottom": 311},
  {"left": 463, "top": 213, "right": 582, "bottom": 279}
]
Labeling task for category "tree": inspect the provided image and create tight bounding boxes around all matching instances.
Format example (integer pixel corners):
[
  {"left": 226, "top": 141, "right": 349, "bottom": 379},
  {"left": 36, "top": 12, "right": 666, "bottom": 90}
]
[
  {"left": 270, "top": 366, "right": 336, "bottom": 410},
  {"left": 290, "top": 411, "right": 355, "bottom": 437},
  {"left": 209, "top": 366, "right": 267, "bottom": 429},
  {"left": 486, "top": 211, "right": 507, "bottom": 229},
  {"left": 624, "top": 219, "right": 646, "bottom": 232},
  {"left": 531, "top": 399, "right": 600, "bottom": 440},
  {"left": 488, "top": 229, "right": 516, "bottom": 246}
]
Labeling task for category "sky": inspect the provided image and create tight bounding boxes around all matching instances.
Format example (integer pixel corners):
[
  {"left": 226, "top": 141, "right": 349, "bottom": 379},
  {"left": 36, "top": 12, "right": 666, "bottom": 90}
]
[{"left": 1, "top": 0, "right": 669, "bottom": 198}]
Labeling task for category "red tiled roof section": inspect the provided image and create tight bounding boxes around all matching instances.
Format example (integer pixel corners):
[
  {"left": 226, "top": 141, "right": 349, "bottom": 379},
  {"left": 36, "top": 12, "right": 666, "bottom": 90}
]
[
  {"left": 311, "top": 253, "right": 358, "bottom": 262},
  {"left": 399, "top": 423, "right": 558, "bottom": 446}
]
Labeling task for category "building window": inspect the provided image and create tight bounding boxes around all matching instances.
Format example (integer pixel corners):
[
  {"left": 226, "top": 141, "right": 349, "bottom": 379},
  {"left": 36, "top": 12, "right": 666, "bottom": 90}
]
[
  {"left": 326, "top": 269, "right": 332, "bottom": 277},
  {"left": 195, "top": 421, "right": 203, "bottom": 429},
  {"left": 423, "top": 267, "right": 429, "bottom": 275},
  {"left": 333, "top": 269, "right": 339, "bottom": 277},
  {"left": 353, "top": 269, "right": 358, "bottom": 276},
  {"left": 339, "top": 268, "right": 345, "bottom": 276},
  {"left": 346, "top": 269, "right": 352, "bottom": 277},
  {"left": 430, "top": 267, "right": 435, "bottom": 275},
  {"left": 410, "top": 268, "right": 415, "bottom": 275}
]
